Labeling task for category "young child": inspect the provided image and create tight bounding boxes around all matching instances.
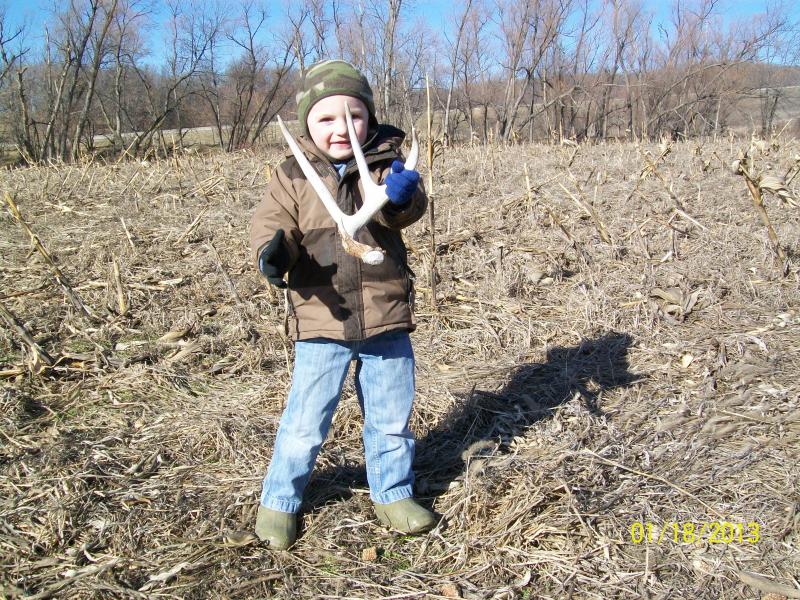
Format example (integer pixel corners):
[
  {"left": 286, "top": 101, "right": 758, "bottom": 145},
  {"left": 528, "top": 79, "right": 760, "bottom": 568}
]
[{"left": 250, "top": 60, "right": 434, "bottom": 550}]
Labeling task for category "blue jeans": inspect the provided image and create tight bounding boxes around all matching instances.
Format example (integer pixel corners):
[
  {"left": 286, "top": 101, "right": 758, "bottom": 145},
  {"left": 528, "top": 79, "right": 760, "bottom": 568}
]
[{"left": 260, "top": 330, "right": 416, "bottom": 513}]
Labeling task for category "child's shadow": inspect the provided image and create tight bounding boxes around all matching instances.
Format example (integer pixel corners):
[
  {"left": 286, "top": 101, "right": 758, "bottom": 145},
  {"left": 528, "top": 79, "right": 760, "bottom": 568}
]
[
  {"left": 414, "top": 331, "right": 639, "bottom": 495},
  {"left": 304, "top": 331, "right": 639, "bottom": 510}
]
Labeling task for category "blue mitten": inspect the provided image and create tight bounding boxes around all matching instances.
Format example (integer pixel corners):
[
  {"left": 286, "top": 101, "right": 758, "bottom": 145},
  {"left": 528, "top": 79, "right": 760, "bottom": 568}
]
[{"left": 385, "top": 160, "right": 420, "bottom": 206}]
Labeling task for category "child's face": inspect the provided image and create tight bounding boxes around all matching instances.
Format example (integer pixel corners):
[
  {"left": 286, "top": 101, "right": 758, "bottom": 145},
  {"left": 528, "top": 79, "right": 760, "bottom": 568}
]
[{"left": 306, "top": 95, "right": 369, "bottom": 161}]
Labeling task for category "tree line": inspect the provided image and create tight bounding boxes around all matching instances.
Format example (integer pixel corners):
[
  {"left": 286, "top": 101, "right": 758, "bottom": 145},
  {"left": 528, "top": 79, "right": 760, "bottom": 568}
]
[{"left": 1, "top": 0, "right": 799, "bottom": 164}]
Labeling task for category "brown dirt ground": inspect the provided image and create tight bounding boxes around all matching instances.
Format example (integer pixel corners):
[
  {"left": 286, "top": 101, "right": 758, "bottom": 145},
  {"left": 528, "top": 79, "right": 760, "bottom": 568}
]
[{"left": 1, "top": 137, "right": 799, "bottom": 599}]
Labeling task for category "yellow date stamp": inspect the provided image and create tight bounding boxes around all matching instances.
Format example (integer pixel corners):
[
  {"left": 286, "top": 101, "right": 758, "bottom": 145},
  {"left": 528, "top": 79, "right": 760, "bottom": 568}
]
[{"left": 630, "top": 521, "right": 761, "bottom": 544}]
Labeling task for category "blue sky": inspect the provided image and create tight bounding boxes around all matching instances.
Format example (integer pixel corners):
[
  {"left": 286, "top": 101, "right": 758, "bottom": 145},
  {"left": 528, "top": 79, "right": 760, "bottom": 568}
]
[
  {"left": 4, "top": 0, "right": 799, "bottom": 65},
  {"left": 7, "top": 0, "right": 798, "bottom": 27}
]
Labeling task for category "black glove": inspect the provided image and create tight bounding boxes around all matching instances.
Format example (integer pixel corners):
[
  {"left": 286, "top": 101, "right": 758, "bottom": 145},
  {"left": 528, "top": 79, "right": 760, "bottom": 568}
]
[{"left": 258, "top": 229, "right": 290, "bottom": 288}]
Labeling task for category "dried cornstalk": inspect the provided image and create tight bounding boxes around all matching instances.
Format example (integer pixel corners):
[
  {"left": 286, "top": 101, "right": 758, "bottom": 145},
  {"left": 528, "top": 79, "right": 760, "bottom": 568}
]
[
  {"left": 536, "top": 196, "right": 591, "bottom": 264},
  {"left": 119, "top": 217, "right": 136, "bottom": 249},
  {"left": 208, "top": 241, "right": 245, "bottom": 310},
  {"left": 733, "top": 150, "right": 793, "bottom": 275},
  {"left": 639, "top": 141, "right": 671, "bottom": 179},
  {"left": 760, "top": 174, "right": 798, "bottom": 208},
  {"left": 560, "top": 178, "right": 611, "bottom": 244},
  {"left": 167, "top": 340, "right": 201, "bottom": 363},
  {"left": 426, "top": 74, "right": 437, "bottom": 310},
  {"left": 523, "top": 164, "right": 534, "bottom": 205},
  {"left": 3, "top": 192, "right": 95, "bottom": 320},
  {"left": 624, "top": 144, "right": 671, "bottom": 204},
  {"left": 110, "top": 255, "right": 128, "bottom": 316},
  {"left": 173, "top": 206, "right": 209, "bottom": 246},
  {"left": 640, "top": 153, "right": 707, "bottom": 231},
  {"left": 785, "top": 155, "right": 800, "bottom": 186},
  {"left": 0, "top": 300, "right": 55, "bottom": 372},
  {"left": 737, "top": 570, "right": 800, "bottom": 599}
]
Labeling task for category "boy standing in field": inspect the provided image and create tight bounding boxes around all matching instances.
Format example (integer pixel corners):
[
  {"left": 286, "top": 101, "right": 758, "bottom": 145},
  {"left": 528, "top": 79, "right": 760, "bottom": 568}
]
[{"left": 249, "top": 60, "right": 434, "bottom": 550}]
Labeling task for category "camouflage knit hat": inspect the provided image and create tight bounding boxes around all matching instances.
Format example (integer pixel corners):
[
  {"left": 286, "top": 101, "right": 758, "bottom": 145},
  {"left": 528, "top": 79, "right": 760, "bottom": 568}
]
[{"left": 296, "top": 60, "right": 377, "bottom": 136}]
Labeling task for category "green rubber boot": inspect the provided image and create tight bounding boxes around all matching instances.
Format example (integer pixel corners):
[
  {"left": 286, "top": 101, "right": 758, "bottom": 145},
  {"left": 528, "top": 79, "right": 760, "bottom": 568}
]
[
  {"left": 373, "top": 498, "right": 437, "bottom": 534},
  {"left": 254, "top": 505, "right": 296, "bottom": 550}
]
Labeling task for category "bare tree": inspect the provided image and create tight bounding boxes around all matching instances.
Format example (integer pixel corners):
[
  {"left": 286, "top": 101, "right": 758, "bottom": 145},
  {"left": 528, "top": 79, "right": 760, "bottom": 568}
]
[
  {"left": 638, "top": 0, "right": 792, "bottom": 139},
  {"left": 70, "top": 0, "right": 119, "bottom": 160},
  {"left": 442, "top": 0, "right": 473, "bottom": 143},
  {"left": 348, "top": 0, "right": 404, "bottom": 123},
  {"left": 93, "top": 0, "right": 151, "bottom": 153},
  {"left": 2, "top": 0, "right": 123, "bottom": 162},
  {"left": 379, "top": 0, "right": 402, "bottom": 122},
  {"left": 493, "top": 0, "right": 533, "bottom": 141},
  {"left": 219, "top": 2, "right": 294, "bottom": 149},
  {"left": 0, "top": 8, "right": 26, "bottom": 83},
  {"left": 0, "top": 11, "right": 32, "bottom": 160},
  {"left": 307, "top": 0, "right": 334, "bottom": 59},
  {"left": 456, "top": 0, "right": 493, "bottom": 142},
  {"left": 392, "top": 14, "right": 430, "bottom": 131},
  {"left": 746, "top": 4, "right": 800, "bottom": 136},
  {"left": 123, "top": 0, "right": 222, "bottom": 157},
  {"left": 494, "top": 0, "right": 573, "bottom": 142},
  {"left": 522, "top": 0, "right": 602, "bottom": 142},
  {"left": 53, "top": 0, "right": 112, "bottom": 160},
  {"left": 595, "top": 0, "right": 643, "bottom": 139}
]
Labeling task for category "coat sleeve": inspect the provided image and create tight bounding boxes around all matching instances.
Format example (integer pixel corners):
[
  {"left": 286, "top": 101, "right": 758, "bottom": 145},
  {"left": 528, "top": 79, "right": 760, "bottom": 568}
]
[
  {"left": 250, "top": 160, "right": 302, "bottom": 270},
  {"left": 373, "top": 160, "right": 428, "bottom": 230}
]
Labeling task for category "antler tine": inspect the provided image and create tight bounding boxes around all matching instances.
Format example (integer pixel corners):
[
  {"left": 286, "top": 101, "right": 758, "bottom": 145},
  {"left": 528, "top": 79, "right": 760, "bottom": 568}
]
[
  {"left": 405, "top": 127, "right": 419, "bottom": 170},
  {"left": 344, "top": 102, "right": 382, "bottom": 198},
  {"left": 276, "top": 115, "right": 345, "bottom": 229},
  {"left": 344, "top": 101, "right": 418, "bottom": 180}
]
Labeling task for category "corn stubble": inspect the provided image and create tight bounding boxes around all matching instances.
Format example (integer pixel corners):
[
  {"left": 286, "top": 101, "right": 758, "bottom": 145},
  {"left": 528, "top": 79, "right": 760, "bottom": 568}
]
[
  {"left": 732, "top": 144, "right": 798, "bottom": 276},
  {"left": 0, "top": 137, "right": 798, "bottom": 598}
]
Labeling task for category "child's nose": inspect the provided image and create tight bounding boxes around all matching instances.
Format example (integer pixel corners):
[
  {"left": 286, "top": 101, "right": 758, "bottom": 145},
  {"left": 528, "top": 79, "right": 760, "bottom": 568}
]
[{"left": 333, "top": 117, "right": 348, "bottom": 137}]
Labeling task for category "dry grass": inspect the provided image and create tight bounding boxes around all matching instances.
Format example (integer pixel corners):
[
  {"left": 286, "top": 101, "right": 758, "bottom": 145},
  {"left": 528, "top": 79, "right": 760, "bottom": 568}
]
[{"left": 1, "top": 137, "right": 799, "bottom": 599}]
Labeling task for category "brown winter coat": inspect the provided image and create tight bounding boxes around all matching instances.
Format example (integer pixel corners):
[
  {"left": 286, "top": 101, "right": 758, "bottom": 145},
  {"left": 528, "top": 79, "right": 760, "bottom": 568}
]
[{"left": 250, "top": 124, "right": 427, "bottom": 341}]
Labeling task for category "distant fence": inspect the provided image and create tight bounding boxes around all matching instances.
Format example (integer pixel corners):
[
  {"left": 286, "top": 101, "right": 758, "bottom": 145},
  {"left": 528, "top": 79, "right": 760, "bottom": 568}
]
[
  {"left": 260, "top": 120, "right": 301, "bottom": 146},
  {"left": 88, "top": 120, "right": 302, "bottom": 151}
]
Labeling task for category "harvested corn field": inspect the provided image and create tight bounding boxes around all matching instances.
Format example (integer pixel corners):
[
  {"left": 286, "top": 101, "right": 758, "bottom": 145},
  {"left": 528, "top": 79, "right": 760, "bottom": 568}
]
[{"left": 1, "top": 138, "right": 799, "bottom": 599}]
